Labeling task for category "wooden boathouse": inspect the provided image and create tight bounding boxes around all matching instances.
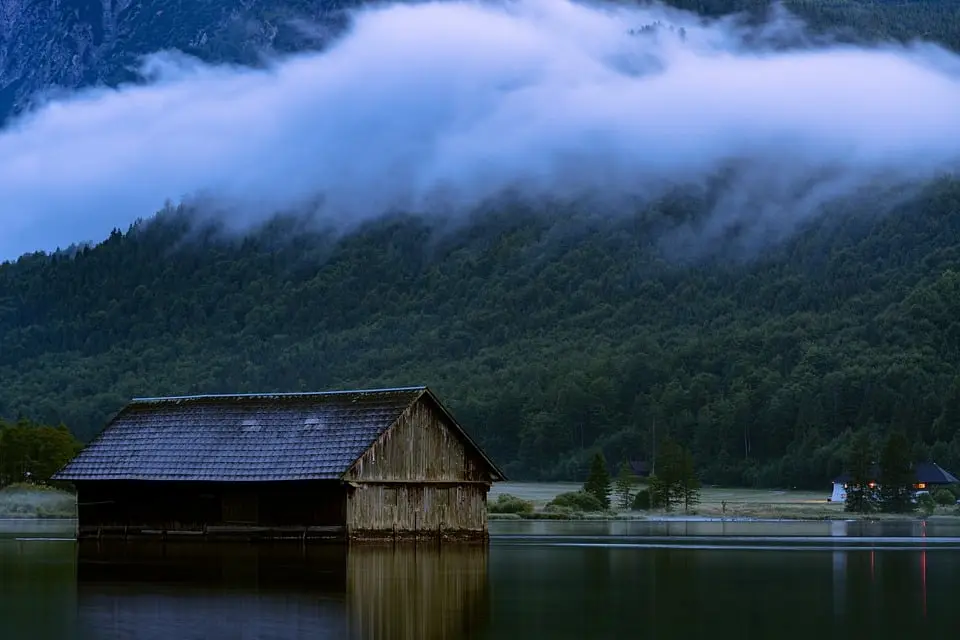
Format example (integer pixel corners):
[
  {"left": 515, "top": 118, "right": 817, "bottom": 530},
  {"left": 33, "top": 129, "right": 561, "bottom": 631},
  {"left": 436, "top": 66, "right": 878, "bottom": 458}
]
[{"left": 52, "top": 386, "right": 506, "bottom": 542}]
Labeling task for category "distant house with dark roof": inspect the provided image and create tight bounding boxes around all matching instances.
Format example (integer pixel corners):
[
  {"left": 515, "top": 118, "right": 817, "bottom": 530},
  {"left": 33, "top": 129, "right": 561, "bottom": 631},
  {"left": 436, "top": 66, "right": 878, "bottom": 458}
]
[
  {"left": 628, "top": 461, "right": 651, "bottom": 478},
  {"left": 828, "top": 462, "right": 958, "bottom": 503},
  {"left": 53, "top": 386, "right": 506, "bottom": 542}
]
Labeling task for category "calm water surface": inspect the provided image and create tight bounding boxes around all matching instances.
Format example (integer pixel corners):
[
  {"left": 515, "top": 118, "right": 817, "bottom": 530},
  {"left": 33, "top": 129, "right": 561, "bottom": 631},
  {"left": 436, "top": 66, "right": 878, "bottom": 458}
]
[{"left": 2, "top": 518, "right": 959, "bottom": 639}]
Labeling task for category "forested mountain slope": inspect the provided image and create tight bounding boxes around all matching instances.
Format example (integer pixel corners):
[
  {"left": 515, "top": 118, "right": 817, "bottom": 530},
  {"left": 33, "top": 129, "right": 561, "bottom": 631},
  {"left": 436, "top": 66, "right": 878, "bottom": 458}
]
[
  {"left": 7, "top": 0, "right": 960, "bottom": 488},
  {"left": 5, "top": 180, "right": 960, "bottom": 487}
]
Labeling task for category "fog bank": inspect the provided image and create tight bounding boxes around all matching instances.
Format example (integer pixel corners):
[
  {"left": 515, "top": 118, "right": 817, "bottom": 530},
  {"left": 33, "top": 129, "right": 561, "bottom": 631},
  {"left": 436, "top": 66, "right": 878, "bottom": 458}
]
[{"left": 3, "top": 0, "right": 960, "bottom": 259}]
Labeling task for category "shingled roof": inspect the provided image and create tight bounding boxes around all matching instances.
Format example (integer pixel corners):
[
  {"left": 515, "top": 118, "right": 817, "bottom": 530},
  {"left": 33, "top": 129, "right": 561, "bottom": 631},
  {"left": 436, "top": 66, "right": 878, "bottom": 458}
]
[
  {"left": 53, "top": 386, "right": 503, "bottom": 482},
  {"left": 832, "top": 461, "right": 959, "bottom": 485}
]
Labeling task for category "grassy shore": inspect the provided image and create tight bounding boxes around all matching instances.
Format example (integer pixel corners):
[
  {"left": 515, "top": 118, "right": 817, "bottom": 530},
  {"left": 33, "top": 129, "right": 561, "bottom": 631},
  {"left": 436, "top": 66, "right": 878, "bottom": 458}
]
[
  {"left": 1, "top": 480, "right": 954, "bottom": 522},
  {"left": 488, "top": 482, "right": 960, "bottom": 521},
  {"left": 0, "top": 483, "right": 77, "bottom": 519}
]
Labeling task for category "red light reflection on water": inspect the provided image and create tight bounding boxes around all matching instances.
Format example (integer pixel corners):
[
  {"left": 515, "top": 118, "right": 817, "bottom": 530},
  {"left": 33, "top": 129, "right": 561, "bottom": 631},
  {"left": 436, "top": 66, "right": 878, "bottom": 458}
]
[{"left": 921, "top": 520, "right": 927, "bottom": 618}]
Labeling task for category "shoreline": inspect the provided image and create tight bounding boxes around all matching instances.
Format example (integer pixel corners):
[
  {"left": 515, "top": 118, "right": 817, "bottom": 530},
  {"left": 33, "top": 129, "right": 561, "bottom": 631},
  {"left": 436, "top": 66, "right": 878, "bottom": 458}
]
[
  {"left": 3, "top": 484, "right": 958, "bottom": 526},
  {"left": 0, "top": 515, "right": 77, "bottom": 521},
  {"left": 6, "top": 514, "right": 957, "bottom": 524},
  {"left": 488, "top": 482, "right": 960, "bottom": 523},
  {"left": 0, "top": 484, "right": 79, "bottom": 520},
  {"left": 489, "top": 512, "right": 960, "bottom": 523}
]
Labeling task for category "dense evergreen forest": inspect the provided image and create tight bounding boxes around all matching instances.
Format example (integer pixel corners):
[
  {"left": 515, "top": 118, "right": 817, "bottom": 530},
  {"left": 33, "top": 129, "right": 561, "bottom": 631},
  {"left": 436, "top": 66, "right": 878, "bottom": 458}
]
[
  {"left": 0, "top": 420, "right": 82, "bottom": 487},
  {"left": 6, "top": 0, "right": 960, "bottom": 488},
  {"left": 6, "top": 180, "right": 960, "bottom": 488}
]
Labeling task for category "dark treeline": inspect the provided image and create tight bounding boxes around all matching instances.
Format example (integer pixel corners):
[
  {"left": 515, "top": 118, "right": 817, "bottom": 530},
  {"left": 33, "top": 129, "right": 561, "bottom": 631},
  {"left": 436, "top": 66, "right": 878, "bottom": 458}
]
[
  {"left": 0, "top": 419, "right": 83, "bottom": 487},
  {"left": 667, "top": 0, "right": 960, "bottom": 52},
  {"left": 6, "top": 0, "right": 960, "bottom": 487}
]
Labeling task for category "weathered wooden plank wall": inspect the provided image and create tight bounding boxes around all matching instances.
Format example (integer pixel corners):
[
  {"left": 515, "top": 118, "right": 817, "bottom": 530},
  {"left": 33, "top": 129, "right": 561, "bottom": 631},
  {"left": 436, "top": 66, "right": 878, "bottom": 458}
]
[
  {"left": 344, "top": 397, "right": 492, "bottom": 538},
  {"left": 346, "top": 484, "right": 488, "bottom": 539},
  {"left": 344, "top": 399, "right": 490, "bottom": 483}
]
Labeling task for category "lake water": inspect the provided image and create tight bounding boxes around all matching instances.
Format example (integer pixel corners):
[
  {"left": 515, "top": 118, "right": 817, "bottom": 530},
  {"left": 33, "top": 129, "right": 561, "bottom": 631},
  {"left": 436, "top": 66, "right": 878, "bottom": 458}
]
[{"left": 3, "top": 518, "right": 960, "bottom": 639}]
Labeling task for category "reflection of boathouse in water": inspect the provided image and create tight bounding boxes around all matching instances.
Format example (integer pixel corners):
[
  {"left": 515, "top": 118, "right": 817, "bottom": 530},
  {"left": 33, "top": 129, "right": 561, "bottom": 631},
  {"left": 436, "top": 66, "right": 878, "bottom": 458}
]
[
  {"left": 53, "top": 386, "right": 505, "bottom": 542},
  {"left": 76, "top": 541, "right": 491, "bottom": 640}
]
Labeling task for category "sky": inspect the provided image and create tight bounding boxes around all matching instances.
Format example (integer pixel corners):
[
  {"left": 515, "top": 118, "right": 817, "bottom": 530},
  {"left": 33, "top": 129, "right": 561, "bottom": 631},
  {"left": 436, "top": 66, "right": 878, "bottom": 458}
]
[{"left": 3, "top": 0, "right": 960, "bottom": 259}]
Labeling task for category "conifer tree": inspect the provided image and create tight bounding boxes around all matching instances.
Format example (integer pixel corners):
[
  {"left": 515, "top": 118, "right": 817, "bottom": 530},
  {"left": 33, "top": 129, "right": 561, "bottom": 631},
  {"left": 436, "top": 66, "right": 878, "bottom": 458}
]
[
  {"left": 652, "top": 437, "right": 700, "bottom": 512},
  {"left": 647, "top": 474, "right": 669, "bottom": 510},
  {"left": 879, "top": 431, "right": 915, "bottom": 513},
  {"left": 614, "top": 461, "right": 635, "bottom": 509},
  {"left": 844, "top": 429, "right": 877, "bottom": 513},
  {"left": 677, "top": 447, "right": 701, "bottom": 513},
  {"left": 584, "top": 452, "right": 612, "bottom": 509}
]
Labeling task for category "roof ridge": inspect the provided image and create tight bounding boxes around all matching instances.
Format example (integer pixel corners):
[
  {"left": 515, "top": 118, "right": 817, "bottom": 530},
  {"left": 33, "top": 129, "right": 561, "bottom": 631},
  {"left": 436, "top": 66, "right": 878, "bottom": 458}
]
[{"left": 130, "top": 386, "right": 427, "bottom": 403}]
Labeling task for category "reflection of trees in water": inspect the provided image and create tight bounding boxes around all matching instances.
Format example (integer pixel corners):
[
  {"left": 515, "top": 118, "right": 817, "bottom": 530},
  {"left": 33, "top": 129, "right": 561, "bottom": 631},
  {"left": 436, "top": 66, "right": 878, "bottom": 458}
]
[
  {"left": 1, "top": 536, "right": 77, "bottom": 640},
  {"left": 75, "top": 541, "right": 490, "bottom": 640}
]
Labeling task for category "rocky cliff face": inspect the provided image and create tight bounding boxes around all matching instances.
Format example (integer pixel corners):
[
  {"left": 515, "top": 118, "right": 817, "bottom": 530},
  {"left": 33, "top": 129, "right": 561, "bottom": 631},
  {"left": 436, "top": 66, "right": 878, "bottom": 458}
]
[{"left": 0, "top": 0, "right": 354, "bottom": 124}]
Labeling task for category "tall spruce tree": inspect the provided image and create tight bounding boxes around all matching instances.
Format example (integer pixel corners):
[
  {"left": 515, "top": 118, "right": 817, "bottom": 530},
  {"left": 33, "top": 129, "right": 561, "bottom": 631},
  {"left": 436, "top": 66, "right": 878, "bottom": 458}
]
[
  {"left": 584, "top": 452, "right": 611, "bottom": 509},
  {"left": 844, "top": 429, "right": 877, "bottom": 513},
  {"left": 677, "top": 447, "right": 701, "bottom": 514},
  {"left": 879, "top": 431, "right": 915, "bottom": 513},
  {"left": 647, "top": 474, "right": 669, "bottom": 510},
  {"left": 652, "top": 437, "right": 700, "bottom": 512},
  {"left": 614, "top": 461, "right": 635, "bottom": 510}
]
